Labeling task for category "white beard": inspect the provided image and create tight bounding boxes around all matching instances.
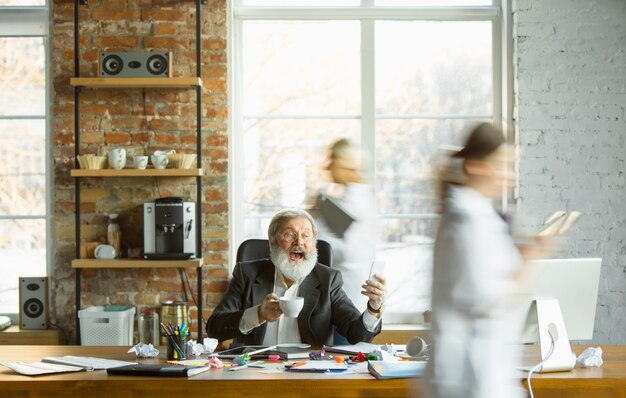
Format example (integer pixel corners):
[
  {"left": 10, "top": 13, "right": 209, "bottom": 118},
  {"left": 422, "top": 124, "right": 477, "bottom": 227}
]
[{"left": 270, "top": 244, "right": 318, "bottom": 283}]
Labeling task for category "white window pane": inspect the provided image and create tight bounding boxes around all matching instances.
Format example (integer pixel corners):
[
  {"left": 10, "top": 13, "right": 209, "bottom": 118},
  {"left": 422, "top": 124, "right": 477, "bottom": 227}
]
[
  {"left": 0, "top": 219, "right": 46, "bottom": 314},
  {"left": 242, "top": 21, "right": 360, "bottom": 116},
  {"left": 0, "top": 37, "right": 45, "bottom": 116},
  {"left": 376, "top": 0, "right": 492, "bottom": 5},
  {"left": 376, "top": 21, "right": 492, "bottom": 116},
  {"left": 378, "top": 217, "right": 436, "bottom": 313},
  {"left": 243, "top": 0, "right": 359, "bottom": 6},
  {"left": 375, "top": 118, "right": 481, "bottom": 215},
  {"left": 243, "top": 118, "right": 360, "bottom": 237},
  {"left": 0, "top": 0, "right": 45, "bottom": 6},
  {"left": 0, "top": 119, "right": 46, "bottom": 216}
]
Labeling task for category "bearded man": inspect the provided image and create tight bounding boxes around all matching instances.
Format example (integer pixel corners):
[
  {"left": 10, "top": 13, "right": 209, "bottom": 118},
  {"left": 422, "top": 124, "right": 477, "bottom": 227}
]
[{"left": 206, "top": 208, "right": 386, "bottom": 346}]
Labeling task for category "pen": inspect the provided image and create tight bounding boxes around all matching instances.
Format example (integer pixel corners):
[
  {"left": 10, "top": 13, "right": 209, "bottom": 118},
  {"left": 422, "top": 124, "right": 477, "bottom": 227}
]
[{"left": 228, "top": 360, "right": 265, "bottom": 371}]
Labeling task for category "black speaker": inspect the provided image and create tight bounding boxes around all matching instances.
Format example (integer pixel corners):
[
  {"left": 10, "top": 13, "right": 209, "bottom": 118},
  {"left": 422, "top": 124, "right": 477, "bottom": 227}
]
[
  {"left": 19, "top": 277, "right": 49, "bottom": 330},
  {"left": 99, "top": 51, "right": 172, "bottom": 78}
]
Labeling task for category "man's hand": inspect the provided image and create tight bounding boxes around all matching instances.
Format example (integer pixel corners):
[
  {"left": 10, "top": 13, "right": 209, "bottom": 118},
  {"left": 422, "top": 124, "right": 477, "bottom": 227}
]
[
  {"left": 362, "top": 274, "right": 387, "bottom": 316},
  {"left": 258, "top": 293, "right": 282, "bottom": 323}
]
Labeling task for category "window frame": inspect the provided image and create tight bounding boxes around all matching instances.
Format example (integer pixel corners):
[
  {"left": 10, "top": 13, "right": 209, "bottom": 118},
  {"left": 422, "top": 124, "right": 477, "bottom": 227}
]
[
  {"left": 0, "top": 3, "right": 51, "bottom": 322},
  {"left": 229, "top": 0, "right": 514, "bottom": 323}
]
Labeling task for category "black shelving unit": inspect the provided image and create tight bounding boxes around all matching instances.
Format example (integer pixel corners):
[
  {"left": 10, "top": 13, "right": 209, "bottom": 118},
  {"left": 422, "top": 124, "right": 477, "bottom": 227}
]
[{"left": 72, "top": 0, "right": 204, "bottom": 343}]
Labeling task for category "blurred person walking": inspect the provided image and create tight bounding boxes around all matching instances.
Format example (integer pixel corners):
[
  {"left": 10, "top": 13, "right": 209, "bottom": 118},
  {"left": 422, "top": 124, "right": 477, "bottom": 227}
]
[
  {"left": 313, "top": 138, "right": 378, "bottom": 314},
  {"left": 424, "top": 123, "right": 549, "bottom": 398}
]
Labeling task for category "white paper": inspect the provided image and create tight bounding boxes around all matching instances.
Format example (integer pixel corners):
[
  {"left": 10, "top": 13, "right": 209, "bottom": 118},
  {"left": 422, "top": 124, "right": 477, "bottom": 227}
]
[
  {"left": 42, "top": 356, "right": 137, "bottom": 370},
  {"left": 0, "top": 361, "right": 85, "bottom": 376}
]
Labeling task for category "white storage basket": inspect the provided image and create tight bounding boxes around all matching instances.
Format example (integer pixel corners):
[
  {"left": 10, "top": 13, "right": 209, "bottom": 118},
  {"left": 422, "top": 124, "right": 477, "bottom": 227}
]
[{"left": 79, "top": 306, "right": 135, "bottom": 346}]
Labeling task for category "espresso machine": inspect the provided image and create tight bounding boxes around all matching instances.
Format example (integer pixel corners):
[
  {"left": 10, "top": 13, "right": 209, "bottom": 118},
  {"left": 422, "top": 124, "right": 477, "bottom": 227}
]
[{"left": 143, "top": 197, "right": 196, "bottom": 259}]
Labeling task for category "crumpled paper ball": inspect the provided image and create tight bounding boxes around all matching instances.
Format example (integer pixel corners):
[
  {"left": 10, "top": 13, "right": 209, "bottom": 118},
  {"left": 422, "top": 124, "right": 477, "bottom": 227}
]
[
  {"left": 186, "top": 337, "right": 219, "bottom": 356},
  {"left": 576, "top": 346, "right": 603, "bottom": 367},
  {"left": 128, "top": 343, "right": 160, "bottom": 358}
]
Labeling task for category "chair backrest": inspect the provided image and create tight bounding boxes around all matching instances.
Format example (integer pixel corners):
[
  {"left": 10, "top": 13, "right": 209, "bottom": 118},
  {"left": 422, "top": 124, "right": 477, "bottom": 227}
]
[{"left": 236, "top": 238, "right": 333, "bottom": 267}]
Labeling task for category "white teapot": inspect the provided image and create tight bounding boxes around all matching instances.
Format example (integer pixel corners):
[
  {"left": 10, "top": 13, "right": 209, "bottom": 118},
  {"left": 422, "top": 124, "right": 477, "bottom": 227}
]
[
  {"left": 153, "top": 149, "right": 176, "bottom": 157},
  {"left": 107, "top": 147, "right": 127, "bottom": 169}
]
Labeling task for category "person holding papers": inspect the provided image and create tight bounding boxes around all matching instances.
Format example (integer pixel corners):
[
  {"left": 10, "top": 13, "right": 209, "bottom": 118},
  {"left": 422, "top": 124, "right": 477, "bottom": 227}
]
[
  {"left": 206, "top": 208, "right": 386, "bottom": 346},
  {"left": 312, "top": 138, "right": 378, "bottom": 313},
  {"left": 424, "top": 123, "right": 561, "bottom": 398}
]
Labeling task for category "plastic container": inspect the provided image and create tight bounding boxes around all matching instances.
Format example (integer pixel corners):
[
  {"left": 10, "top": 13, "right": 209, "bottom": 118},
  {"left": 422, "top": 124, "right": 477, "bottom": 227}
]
[
  {"left": 79, "top": 305, "right": 135, "bottom": 346},
  {"left": 138, "top": 308, "right": 159, "bottom": 346},
  {"left": 107, "top": 213, "right": 121, "bottom": 258}
]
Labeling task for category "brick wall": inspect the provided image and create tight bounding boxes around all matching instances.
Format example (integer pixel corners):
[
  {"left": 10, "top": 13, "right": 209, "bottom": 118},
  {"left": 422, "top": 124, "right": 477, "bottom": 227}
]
[
  {"left": 51, "top": 0, "right": 229, "bottom": 342},
  {"left": 514, "top": 0, "right": 626, "bottom": 342}
]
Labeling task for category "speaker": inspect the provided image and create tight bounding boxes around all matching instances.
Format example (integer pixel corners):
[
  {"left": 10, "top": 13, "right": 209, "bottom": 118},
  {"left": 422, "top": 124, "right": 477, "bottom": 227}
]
[
  {"left": 99, "top": 51, "right": 172, "bottom": 78},
  {"left": 19, "top": 277, "right": 49, "bottom": 330}
]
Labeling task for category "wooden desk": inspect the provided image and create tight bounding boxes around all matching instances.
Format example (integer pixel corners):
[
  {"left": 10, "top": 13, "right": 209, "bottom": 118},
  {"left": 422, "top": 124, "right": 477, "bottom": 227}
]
[{"left": 1, "top": 345, "right": 625, "bottom": 398}]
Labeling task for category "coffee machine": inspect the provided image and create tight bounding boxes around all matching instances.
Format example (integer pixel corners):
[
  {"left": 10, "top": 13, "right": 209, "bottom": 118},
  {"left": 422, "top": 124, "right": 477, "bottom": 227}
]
[{"left": 143, "top": 197, "right": 196, "bottom": 259}]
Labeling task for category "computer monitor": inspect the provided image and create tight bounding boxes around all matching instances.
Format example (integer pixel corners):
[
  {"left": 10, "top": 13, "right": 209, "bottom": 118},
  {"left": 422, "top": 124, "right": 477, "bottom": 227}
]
[{"left": 520, "top": 258, "right": 602, "bottom": 342}]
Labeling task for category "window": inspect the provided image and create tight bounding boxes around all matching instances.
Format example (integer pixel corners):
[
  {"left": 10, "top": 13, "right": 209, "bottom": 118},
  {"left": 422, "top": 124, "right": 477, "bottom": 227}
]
[
  {"left": 0, "top": 2, "right": 49, "bottom": 319},
  {"left": 231, "top": 1, "right": 510, "bottom": 322}
]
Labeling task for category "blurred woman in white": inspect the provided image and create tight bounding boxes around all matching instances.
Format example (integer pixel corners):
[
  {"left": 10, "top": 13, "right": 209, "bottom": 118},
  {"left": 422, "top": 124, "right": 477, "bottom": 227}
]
[
  {"left": 314, "top": 138, "right": 377, "bottom": 313},
  {"left": 424, "top": 123, "right": 531, "bottom": 398}
]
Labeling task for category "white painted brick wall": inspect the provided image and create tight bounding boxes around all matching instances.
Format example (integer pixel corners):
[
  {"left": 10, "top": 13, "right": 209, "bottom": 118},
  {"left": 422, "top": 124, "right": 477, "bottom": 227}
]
[{"left": 514, "top": 0, "right": 626, "bottom": 343}]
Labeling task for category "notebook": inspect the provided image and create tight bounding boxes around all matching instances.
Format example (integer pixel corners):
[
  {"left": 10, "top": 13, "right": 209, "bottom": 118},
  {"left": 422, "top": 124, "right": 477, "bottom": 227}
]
[
  {"left": 319, "top": 193, "right": 355, "bottom": 238},
  {"left": 107, "top": 364, "right": 210, "bottom": 377},
  {"left": 367, "top": 361, "right": 426, "bottom": 379},
  {"left": 41, "top": 356, "right": 137, "bottom": 370}
]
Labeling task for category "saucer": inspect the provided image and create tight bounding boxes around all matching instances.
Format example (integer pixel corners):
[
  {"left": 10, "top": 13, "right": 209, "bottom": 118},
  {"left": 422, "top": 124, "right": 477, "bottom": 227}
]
[{"left": 94, "top": 244, "right": 116, "bottom": 260}]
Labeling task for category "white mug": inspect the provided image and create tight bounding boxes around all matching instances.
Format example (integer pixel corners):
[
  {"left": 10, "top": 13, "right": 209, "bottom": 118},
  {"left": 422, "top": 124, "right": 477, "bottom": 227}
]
[
  {"left": 107, "top": 147, "right": 126, "bottom": 169},
  {"left": 133, "top": 155, "right": 149, "bottom": 169},
  {"left": 406, "top": 336, "right": 428, "bottom": 357},
  {"left": 279, "top": 296, "right": 304, "bottom": 318},
  {"left": 151, "top": 154, "right": 169, "bottom": 169}
]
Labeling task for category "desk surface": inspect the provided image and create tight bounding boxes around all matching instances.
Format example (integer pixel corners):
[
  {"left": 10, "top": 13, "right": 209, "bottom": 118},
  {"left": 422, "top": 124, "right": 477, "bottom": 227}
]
[{"left": 1, "top": 345, "right": 625, "bottom": 398}]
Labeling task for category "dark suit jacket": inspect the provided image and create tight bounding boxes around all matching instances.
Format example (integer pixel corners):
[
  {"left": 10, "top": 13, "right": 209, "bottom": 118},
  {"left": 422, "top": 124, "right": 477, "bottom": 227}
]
[{"left": 206, "top": 259, "right": 381, "bottom": 345}]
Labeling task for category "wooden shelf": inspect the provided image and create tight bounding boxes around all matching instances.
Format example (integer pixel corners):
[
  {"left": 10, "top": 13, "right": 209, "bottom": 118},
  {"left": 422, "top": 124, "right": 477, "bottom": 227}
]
[
  {"left": 71, "top": 168, "right": 202, "bottom": 177},
  {"left": 0, "top": 326, "right": 64, "bottom": 345},
  {"left": 72, "top": 258, "right": 203, "bottom": 269},
  {"left": 70, "top": 77, "right": 202, "bottom": 88}
]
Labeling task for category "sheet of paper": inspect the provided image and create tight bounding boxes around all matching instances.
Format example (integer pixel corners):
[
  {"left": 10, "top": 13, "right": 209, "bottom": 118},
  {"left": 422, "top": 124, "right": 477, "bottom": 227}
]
[
  {"left": 0, "top": 361, "right": 85, "bottom": 376},
  {"left": 323, "top": 342, "right": 380, "bottom": 355},
  {"left": 41, "top": 356, "right": 137, "bottom": 370}
]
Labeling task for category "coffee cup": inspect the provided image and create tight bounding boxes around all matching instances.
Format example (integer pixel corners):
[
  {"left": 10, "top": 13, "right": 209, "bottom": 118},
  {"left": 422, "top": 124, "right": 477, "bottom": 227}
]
[
  {"left": 151, "top": 154, "right": 169, "bottom": 169},
  {"left": 133, "top": 155, "right": 149, "bottom": 169},
  {"left": 406, "top": 336, "right": 428, "bottom": 357},
  {"left": 94, "top": 244, "right": 116, "bottom": 260},
  {"left": 107, "top": 147, "right": 126, "bottom": 169},
  {"left": 279, "top": 296, "right": 304, "bottom": 318}
]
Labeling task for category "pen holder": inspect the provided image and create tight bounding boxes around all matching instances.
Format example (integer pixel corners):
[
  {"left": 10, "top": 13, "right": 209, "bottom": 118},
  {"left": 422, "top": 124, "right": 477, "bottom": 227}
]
[{"left": 165, "top": 333, "right": 189, "bottom": 360}]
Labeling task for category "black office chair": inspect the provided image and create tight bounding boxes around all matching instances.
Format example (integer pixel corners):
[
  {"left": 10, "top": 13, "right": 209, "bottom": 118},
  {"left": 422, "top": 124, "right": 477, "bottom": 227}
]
[{"left": 236, "top": 238, "right": 333, "bottom": 267}]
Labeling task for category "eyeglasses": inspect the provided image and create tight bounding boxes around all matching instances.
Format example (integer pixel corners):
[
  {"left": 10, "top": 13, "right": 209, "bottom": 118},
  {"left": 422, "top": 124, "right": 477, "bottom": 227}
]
[{"left": 279, "top": 230, "right": 314, "bottom": 243}]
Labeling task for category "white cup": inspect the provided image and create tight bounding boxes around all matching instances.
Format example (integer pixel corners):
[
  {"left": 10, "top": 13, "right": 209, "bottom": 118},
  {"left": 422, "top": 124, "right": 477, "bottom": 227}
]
[
  {"left": 406, "top": 336, "right": 428, "bottom": 357},
  {"left": 94, "top": 244, "right": 117, "bottom": 260},
  {"left": 107, "top": 147, "right": 126, "bottom": 169},
  {"left": 151, "top": 154, "right": 169, "bottom": 169},
  {"left": 133, "top": 155, "right": 149, "bottom": 169},
  {"left": 279, "top": 296, "right": 304, "bottom": 318}
]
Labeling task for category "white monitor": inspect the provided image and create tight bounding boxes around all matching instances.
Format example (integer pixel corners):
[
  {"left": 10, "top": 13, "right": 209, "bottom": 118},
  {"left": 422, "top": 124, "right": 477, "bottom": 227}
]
[{"left": 520, "top": 258, "right": 602, "bottom": 341}]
